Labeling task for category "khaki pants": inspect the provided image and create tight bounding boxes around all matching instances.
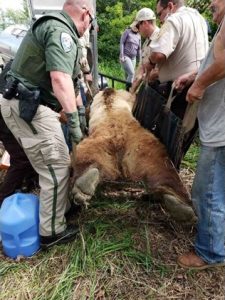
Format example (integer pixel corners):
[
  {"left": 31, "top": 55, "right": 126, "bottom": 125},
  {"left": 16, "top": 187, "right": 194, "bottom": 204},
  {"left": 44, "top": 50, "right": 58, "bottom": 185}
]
[{"left": 0, "top": 97, "right": 71, "bottom": 236}]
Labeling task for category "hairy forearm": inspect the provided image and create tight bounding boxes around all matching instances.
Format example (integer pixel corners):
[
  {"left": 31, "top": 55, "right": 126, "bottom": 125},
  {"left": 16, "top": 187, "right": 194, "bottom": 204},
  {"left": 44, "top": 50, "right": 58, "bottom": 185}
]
[
  {"left": 149, "top": 52, "right": 166, "bottom": 65},
  {"left": 50, "top": 71, "right": 77, "bottom": 113}
]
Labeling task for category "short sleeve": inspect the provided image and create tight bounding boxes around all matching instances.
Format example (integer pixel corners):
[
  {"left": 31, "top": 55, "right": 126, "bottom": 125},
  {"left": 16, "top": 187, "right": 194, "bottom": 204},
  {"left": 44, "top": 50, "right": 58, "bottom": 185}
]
[
  {"left": 150, "top": 21, "right": 180, "bottom": 58},
  {"left": 36, "top": 23, "right": 78, "bottom": 76}
]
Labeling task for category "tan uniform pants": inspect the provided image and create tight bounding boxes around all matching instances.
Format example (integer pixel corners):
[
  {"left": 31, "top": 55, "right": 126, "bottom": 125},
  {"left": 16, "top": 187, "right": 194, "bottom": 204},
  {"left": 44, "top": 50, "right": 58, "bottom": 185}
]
[{"left": 0, "top": 97, "right": 71, "bottom": 236}]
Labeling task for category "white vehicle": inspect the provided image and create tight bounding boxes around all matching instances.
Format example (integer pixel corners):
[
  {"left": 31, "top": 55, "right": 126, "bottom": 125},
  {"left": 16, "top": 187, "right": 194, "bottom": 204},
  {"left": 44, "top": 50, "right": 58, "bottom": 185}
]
[
  {"left": 0, "top": 24, "right": 28, "bottom": 64},
  {"left": 0, "top": 0, "right": 101, "bottom": 89},
  {"left": 0, "top": 0, "right": 65, "bottom": 64}
]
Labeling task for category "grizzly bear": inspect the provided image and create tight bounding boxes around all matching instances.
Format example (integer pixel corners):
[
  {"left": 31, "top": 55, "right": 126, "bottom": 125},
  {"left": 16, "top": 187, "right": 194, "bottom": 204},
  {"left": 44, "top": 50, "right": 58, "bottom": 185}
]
[{"left": 71, "top": 88, "right": 196, "bottom": 223}]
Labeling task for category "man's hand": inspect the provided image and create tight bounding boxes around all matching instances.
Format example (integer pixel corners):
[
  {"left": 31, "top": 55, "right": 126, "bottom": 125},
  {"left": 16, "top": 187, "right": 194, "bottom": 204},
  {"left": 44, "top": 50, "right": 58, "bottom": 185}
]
[
  {"left": 146, "top": 67, "right": 159, "bottom": 82},
  {"left": 174, "top": 71, "right": 197, "bottom": 92},
  {"left": 66, "top": 111, "right": 83, "bottom": 144},
  {"left": 120, "top": 56, "right": 126, "bottom": 63},
  {"left": 84, "top": 73, "right": 93, "bottom": 82},
  {"left": 186, "top": 81, "right": 205, "bottom": 103},
  {"left": 77, "top": 106, "right": 87, "bottom": 134}
]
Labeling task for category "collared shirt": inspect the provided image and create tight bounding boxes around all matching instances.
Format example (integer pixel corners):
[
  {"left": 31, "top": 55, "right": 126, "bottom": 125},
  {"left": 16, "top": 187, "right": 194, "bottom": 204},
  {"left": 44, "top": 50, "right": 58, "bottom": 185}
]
[
  {"left": 9, "top": 11, "right": 81, "bottom": 111},
  {"left": 150, "top": 6, "right": 209, "bottom": 82},
  {"left": 141, "top": 27, "right": 160, "bottom": 66}
]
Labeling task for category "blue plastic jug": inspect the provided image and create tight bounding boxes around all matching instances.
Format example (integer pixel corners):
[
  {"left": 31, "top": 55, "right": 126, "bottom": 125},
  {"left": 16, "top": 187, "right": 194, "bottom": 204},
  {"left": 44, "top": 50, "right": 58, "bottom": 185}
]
[{"left": 0, "top": 192, "right": 40, "bottom": 259}]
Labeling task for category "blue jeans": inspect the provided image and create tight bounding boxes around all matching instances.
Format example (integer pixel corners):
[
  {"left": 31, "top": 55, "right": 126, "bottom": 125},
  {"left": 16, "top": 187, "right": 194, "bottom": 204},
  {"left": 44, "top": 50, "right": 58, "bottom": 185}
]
[
  {"left": 193, "top": 145, "right": 225, "bottom": 263},
  {"left": 121, "top": 56, "right": 136, "bottom": 83}
]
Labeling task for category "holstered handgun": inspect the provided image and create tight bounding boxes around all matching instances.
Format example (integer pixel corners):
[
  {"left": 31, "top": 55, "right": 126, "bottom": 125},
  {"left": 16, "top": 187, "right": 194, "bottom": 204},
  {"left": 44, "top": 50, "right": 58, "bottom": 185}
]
[{"left": 17, "top": 83, "right": 40, "bottom": 123}]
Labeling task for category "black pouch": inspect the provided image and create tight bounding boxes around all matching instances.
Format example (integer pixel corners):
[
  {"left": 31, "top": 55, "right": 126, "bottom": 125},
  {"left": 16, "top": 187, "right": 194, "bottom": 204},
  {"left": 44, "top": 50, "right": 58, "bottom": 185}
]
[
  {"left": 2, "top": 77, "right": 19, "bottom": 100},
  {"left": 17, "top": 83, "right": 40, "bottom": 123}
]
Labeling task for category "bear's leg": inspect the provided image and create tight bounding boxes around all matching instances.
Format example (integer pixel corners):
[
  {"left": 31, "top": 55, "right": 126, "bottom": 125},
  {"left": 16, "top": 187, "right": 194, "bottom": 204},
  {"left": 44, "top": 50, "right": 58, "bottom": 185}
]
[
  {"left": 122, "top": 136, "right": 196, "bottom": 224},
  {"left": 71, "top": 138, "right": 120, "bottom": 207},
  {"left": 71, "top": 167, "right": 100, "bottom": 208}
]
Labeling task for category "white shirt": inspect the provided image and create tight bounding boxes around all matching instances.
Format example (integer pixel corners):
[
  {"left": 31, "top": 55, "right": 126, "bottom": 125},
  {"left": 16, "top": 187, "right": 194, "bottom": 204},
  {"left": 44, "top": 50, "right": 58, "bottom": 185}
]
[{"left": 150, "top": 6, "right": 209, "bottom": 82}]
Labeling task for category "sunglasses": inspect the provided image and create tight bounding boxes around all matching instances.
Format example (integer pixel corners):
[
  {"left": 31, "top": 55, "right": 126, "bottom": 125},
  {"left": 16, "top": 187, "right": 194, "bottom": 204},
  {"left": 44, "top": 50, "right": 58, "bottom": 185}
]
[
  {"left": 83, "top": 7, "right": 94, "bottom": 26},
  {"left": 87, "top": 10, "right": 94, "bottom": 26},
  {"left": 157, "top": 6, "right": 167, "bottom": 18}
]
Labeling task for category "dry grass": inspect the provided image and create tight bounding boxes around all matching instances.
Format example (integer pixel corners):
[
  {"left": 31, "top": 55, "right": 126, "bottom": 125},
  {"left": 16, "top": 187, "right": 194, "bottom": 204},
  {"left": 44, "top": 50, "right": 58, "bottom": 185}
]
[{"left": 0, "top": 152, "right": 225, "bottom": 299}]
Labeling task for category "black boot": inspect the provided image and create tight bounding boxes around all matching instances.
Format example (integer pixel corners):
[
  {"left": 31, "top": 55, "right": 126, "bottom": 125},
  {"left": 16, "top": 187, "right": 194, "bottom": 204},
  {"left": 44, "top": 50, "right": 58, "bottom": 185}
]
[{"left": 40, "top": 224, "right": 79, "bottom": 249}]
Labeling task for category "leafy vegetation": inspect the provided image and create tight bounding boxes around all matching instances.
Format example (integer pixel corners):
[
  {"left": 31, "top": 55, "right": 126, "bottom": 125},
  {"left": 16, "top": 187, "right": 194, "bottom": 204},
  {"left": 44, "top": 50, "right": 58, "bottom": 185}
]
[
  {"left": 0, "top": 0, "right": 29, "bottom": 30},
  {"left": 97, "top": 0, "right": 213, "bottom": 63}
]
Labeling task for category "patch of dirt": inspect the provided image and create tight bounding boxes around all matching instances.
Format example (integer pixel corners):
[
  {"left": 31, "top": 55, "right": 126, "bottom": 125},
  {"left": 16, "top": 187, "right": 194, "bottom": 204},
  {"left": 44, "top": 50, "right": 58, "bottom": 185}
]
[{"left": 1, "top": 168, "right": 225, "bottom": 299}]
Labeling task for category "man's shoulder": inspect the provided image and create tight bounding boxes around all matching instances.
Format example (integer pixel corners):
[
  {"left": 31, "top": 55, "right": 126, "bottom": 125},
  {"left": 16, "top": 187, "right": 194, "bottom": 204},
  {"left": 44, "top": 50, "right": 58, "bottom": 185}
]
[
  {"left": 34, "top": 13, "right": 78, "bottom": 36},
  {"left": 168, "top": 6, "right": 204, "bottom": 24},
  {"left": 37, "top": 17, "right": 71, "bottom": 32}
]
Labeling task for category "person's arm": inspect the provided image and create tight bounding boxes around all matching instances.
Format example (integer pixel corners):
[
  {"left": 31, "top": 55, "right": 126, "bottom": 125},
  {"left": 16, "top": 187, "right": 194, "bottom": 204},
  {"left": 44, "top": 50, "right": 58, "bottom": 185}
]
[
  {"left": 174, "top": 70, "right": 198, "bottom": 92},
  {"left": 120, "top": 30, "right": 129, "bottom": 62},
  {"left": 137, "top": 36, "right": 142, "bottom": 63},
  {"left": 150, "top": 52, "right": 166, "bottom": 65},
  {"left": 50, "top": 71, "right": 77, "bottom": 113},
  {"left": 187, "top": 20, "right": 225, "bottom": 103},
  {"left": 149, "top": 21, "right": 180, "bottom": 66}
]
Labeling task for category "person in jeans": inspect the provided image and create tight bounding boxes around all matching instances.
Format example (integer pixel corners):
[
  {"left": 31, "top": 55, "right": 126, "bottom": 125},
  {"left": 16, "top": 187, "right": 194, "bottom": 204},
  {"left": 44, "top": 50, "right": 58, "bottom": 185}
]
[
  {"left": 119, "top": 24, "right": 141, "bottom": 90},
  {"left": 176, "top": 0, "right": 225, "bottom": 270}
]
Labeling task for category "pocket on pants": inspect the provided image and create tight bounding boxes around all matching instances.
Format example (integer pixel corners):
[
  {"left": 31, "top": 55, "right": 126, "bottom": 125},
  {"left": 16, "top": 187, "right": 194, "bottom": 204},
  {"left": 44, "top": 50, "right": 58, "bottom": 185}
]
[
  {"left": 1, "top": 105, "right": 12, "bottom": 118},
  {"left": 20, "top": 137, "right": 61, "bottom": 166},
  {"left": 40, "top": 141, "right": 60, "bottom": 165}
]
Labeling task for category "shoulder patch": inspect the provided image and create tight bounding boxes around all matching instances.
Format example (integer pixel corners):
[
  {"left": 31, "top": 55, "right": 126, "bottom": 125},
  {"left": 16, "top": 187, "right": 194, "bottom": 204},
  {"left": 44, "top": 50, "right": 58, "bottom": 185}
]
[{"left": 60, "top": 32, "right": 73, "bottom": 52}]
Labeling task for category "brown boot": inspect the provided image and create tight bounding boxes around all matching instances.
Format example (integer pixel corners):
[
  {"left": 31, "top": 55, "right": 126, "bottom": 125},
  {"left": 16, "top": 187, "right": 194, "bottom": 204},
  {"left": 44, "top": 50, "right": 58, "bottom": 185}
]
[{"left": 177, "top": 251, "right": 225, "bottom": 270}]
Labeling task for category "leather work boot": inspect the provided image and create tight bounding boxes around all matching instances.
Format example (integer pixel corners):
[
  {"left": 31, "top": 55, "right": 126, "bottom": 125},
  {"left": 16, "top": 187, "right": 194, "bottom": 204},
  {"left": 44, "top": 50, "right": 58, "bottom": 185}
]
[
  {"left": 40, "top": 224, "right": 79, "bottom": 249},
  {"left": 177, "top": 251, "right": 225, "bottom": 270}
]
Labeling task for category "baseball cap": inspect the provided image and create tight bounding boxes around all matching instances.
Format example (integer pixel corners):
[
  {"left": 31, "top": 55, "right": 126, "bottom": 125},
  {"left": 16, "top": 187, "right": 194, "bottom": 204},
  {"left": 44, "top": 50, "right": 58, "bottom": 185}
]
[{"left": 130, "top": 8, "right": 156, "bottom": 29}]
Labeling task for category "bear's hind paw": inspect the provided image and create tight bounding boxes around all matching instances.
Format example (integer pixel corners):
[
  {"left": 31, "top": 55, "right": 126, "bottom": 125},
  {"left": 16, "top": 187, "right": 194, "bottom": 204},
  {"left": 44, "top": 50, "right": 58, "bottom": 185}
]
[{"left": 71, "top": 168, "right": 100, "bottom": 208}]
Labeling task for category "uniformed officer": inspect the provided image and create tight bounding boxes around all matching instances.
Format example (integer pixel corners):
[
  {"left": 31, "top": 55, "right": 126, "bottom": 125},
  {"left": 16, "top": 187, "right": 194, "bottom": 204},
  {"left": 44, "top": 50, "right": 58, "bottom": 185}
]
[
  {"left": 147, "top": 0, "right": 209, "bottom": 163},
  {"left": 149, "top": 0, "right": 209, "bottom": 91},
  {"left": 130, "top": 8, "right": 160, "bottom": 93},
  {"left": 0, "top": 0, "right": 94, "bottom": 248}
]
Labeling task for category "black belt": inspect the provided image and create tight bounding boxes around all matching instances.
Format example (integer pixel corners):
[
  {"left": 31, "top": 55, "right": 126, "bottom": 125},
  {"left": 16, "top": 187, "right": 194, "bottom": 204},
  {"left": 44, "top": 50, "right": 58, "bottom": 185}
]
[{"left": 40, "top": 100, "right": 61, "bottom": 113}]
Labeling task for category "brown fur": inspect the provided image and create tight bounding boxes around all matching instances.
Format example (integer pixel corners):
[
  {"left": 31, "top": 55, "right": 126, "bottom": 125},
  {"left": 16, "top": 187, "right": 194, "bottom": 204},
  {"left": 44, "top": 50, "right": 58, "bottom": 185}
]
[{"left": 73, "top": 88, "right": 191, "bottom": 205}]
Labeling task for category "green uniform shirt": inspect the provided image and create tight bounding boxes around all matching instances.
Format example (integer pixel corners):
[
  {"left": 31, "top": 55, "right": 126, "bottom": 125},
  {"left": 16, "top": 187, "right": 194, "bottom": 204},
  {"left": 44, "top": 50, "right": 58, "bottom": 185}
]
[{"left": 9, "top": 11, "right": 81, "bottom": 111}]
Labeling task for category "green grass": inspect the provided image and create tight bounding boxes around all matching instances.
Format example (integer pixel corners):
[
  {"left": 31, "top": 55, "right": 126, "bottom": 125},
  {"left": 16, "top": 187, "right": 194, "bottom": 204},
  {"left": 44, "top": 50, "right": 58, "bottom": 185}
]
[
  {"left": 99, "top": 60, "right": 126, "bottom": 90},
  {"left": 182, "top": 140, "right": 200, "bottom": 170},
  {"left": 0, "top": 199, "right": 158, "bottom": 299},
  {"left": 1, "top": 165, "right": 224, "bottom": 299}
]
